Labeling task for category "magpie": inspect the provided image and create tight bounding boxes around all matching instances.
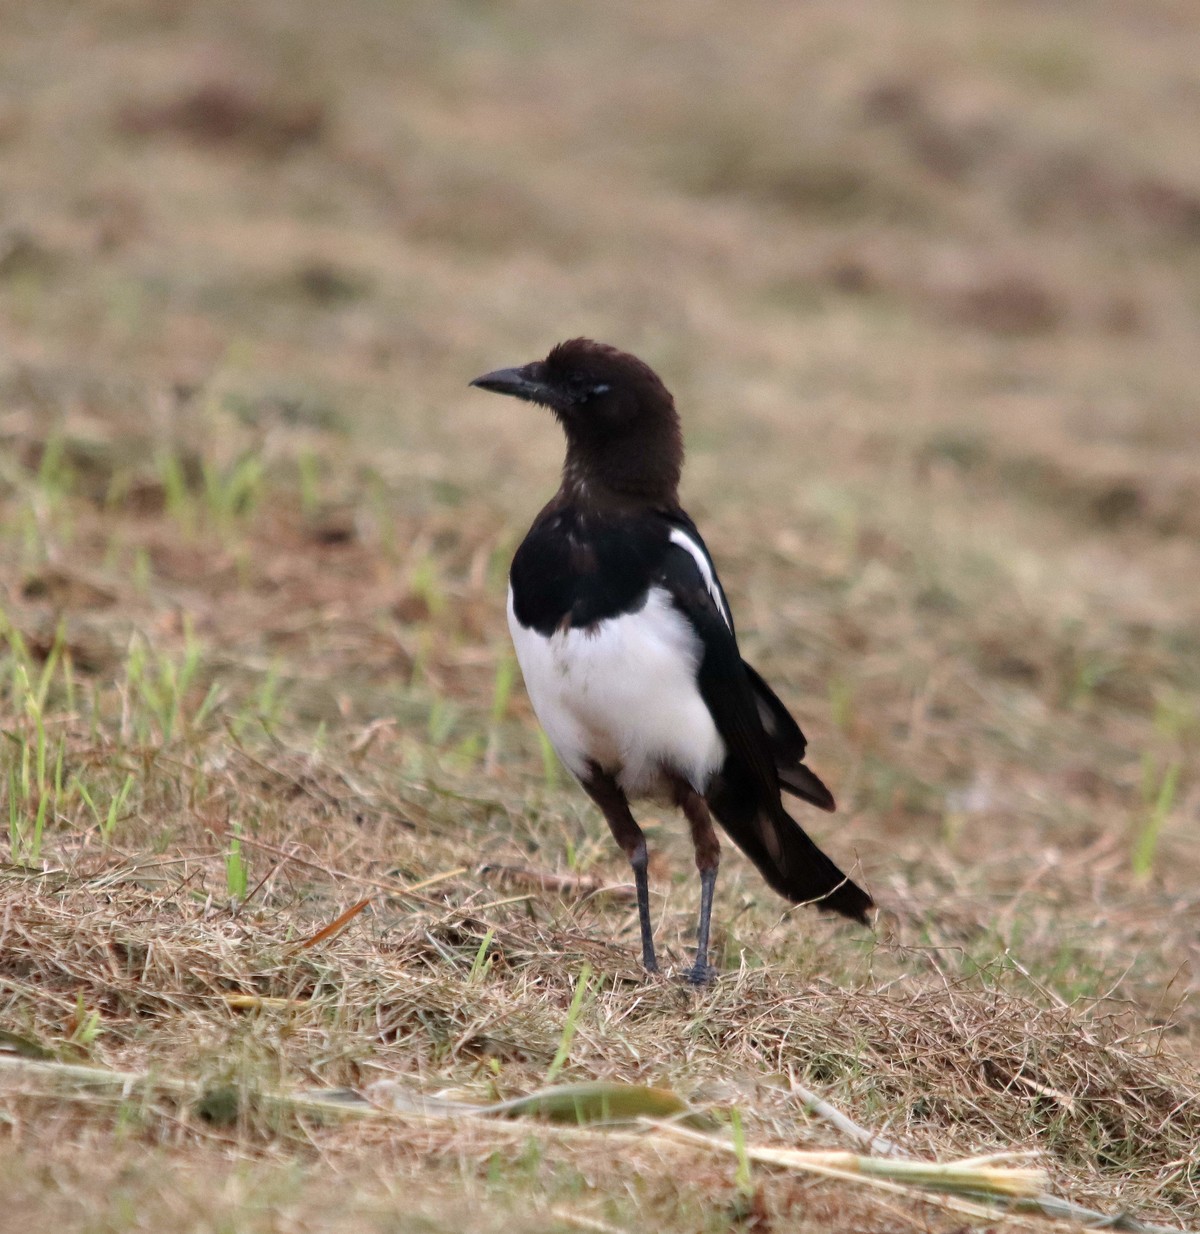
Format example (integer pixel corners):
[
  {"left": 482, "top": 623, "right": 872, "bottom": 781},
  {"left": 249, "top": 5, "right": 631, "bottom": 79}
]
[{"left": 471, "top": 339, "right": 872, "bottom": 984}]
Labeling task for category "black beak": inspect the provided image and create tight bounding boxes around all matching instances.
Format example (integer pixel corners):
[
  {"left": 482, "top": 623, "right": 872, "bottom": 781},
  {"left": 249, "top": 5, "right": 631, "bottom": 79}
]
[{"left": 469, "top": 366, "right": 553, "bottom": 405}]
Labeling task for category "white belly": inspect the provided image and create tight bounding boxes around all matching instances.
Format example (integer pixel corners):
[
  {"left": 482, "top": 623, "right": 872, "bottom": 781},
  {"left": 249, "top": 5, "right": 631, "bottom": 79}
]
[{"left": 507, "top": 584, "right": 726, "bottom": 799}]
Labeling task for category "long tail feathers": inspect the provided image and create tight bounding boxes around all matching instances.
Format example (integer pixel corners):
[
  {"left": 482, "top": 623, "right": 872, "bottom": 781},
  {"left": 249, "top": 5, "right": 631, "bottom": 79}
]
[
  {"left": 759, "top": 806, "right": 873, "bottom": 923},
  {"left": 709, "top": 788, "right": 872, "bottom": 925},
  {"left": 761, "top": 806, "right": 872, "bottom": 923}
]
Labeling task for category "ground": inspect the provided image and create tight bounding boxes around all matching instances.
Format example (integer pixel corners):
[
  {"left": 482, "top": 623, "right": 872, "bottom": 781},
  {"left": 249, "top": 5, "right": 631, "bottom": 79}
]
[{"left": 1, "top": 1, "right": 1199, "bottom": 1231}]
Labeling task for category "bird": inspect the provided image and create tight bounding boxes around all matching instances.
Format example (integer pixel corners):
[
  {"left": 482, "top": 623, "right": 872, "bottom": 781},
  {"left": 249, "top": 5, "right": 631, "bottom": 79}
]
[{"left": 471, "top": 339, "right": 872, "bottom": 984}]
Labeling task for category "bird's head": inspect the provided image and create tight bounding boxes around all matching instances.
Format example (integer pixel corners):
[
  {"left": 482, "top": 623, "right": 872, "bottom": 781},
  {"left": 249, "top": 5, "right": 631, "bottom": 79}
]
[{"left": 471, "top": 338, "right": 683, "bottom": 505}]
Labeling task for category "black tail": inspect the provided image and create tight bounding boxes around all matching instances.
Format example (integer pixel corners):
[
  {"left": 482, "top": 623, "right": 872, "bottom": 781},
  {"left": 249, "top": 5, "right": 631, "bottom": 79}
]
[{"left": 708, "top": 774, "right": 872, "bottom": 925}]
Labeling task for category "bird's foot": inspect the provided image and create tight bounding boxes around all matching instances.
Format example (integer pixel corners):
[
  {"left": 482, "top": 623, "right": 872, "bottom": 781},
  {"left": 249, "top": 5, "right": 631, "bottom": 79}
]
[{"left": 681, "top": 962, "right": 718, "bottom": 988}]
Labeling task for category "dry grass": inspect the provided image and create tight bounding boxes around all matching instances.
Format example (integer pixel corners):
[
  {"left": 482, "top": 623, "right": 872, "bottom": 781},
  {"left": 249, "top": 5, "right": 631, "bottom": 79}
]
[{"left": 2, "top": 0, "right": 1200, "bottom": 1230}]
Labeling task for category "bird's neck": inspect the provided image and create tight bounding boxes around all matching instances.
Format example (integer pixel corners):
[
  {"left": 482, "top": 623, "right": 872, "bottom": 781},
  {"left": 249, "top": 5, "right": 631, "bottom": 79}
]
[{"left": 559, "top": 428, "right": 682, "bottom": 512}]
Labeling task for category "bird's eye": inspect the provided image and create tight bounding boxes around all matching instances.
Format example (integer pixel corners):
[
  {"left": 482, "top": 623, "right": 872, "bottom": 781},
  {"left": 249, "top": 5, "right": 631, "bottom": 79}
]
[{"left": 591, "top": 383, "right": 610, "bottom": 396}]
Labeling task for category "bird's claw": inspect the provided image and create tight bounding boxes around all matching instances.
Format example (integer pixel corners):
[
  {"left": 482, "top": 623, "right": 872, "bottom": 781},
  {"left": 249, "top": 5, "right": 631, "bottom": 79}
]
[{"left": 682, "top": 963, "right": 718, "bottom": 987}]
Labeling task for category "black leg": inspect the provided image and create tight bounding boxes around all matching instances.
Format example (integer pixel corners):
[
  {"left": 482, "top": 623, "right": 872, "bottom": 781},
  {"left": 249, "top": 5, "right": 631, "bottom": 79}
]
[
  {"left": 629, "top": 838, "right": 658, "bottom": 974},
  {"left": 689, "top": 865, "right": 719, "bottom": 985},
  {"left": 582, "top": 764, "right": 658, "bottom": 975},
  {"left": 672, "top": 779, "right": 722, "bottom": 986}
]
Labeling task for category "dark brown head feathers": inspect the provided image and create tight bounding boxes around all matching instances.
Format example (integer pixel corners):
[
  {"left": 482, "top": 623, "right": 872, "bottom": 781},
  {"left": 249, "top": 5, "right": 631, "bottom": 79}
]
[
  {"left": 471, "top": 339, "right": 684, "bottom": 507},
  {"left": 542, "top": 338, "right": 671, "bottom": 405}
]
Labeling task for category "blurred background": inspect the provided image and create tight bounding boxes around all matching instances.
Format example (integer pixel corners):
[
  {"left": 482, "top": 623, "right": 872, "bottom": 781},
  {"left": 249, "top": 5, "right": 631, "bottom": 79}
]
[
  {"left": 2, "top": 3, "right": 1199, "bottom": 1228},
  {"left": 5, "top": 0, "right": 1200, "bottom": 503}
]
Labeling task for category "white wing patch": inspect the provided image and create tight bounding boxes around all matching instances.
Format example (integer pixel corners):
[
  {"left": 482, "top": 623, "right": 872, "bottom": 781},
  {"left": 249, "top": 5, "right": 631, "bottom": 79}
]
[
  {"left": 507, "top": 584, "right": 726, "bottom": 799},
  {"left": 668, "top": 527, "right": 732, "bottom": 631}
]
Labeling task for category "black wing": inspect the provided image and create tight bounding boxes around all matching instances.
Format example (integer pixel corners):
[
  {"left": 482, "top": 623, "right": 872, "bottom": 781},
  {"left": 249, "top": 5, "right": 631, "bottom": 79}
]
[
  {"left": 660, "top": 509, "right": 736, "bottom": 634},
  {"left": 657, "top": 536, "right": 869, "bottom": 922},
  {"left": 661, "top": 509, "right": 836, "bottom": 811},
  {"left": 741, "top": 662, "right": 836, "bottom": 812},
  {"left": 656, "top": 537, "right": 779, "bottom": 802}
]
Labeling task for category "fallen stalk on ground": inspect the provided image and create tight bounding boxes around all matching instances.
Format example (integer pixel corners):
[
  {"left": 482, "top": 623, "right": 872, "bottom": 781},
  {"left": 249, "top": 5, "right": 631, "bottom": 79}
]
[{"left": 2, "top": 1055, "right": 1189, "bottom": 1232}]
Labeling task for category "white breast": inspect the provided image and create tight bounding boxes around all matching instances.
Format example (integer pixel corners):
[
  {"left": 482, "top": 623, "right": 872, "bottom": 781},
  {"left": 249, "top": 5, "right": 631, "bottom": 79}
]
[{"left": 507, "top": 585, "right": 726, "bottom": 799}]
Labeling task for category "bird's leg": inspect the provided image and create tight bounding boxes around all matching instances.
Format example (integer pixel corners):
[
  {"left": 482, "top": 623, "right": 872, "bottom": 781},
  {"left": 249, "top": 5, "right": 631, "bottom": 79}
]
[
  {"left": 674, "top": 783, "right": 722, "bottom": 986},
  {"left": 627, "top": 839, "right": 656, "bottom": 975},
  {"left": 692, "top": 865, "right": 718, "bottom": 984},
  {"left": 582, "top": 765, "right": 658, "bottom": 974}
]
